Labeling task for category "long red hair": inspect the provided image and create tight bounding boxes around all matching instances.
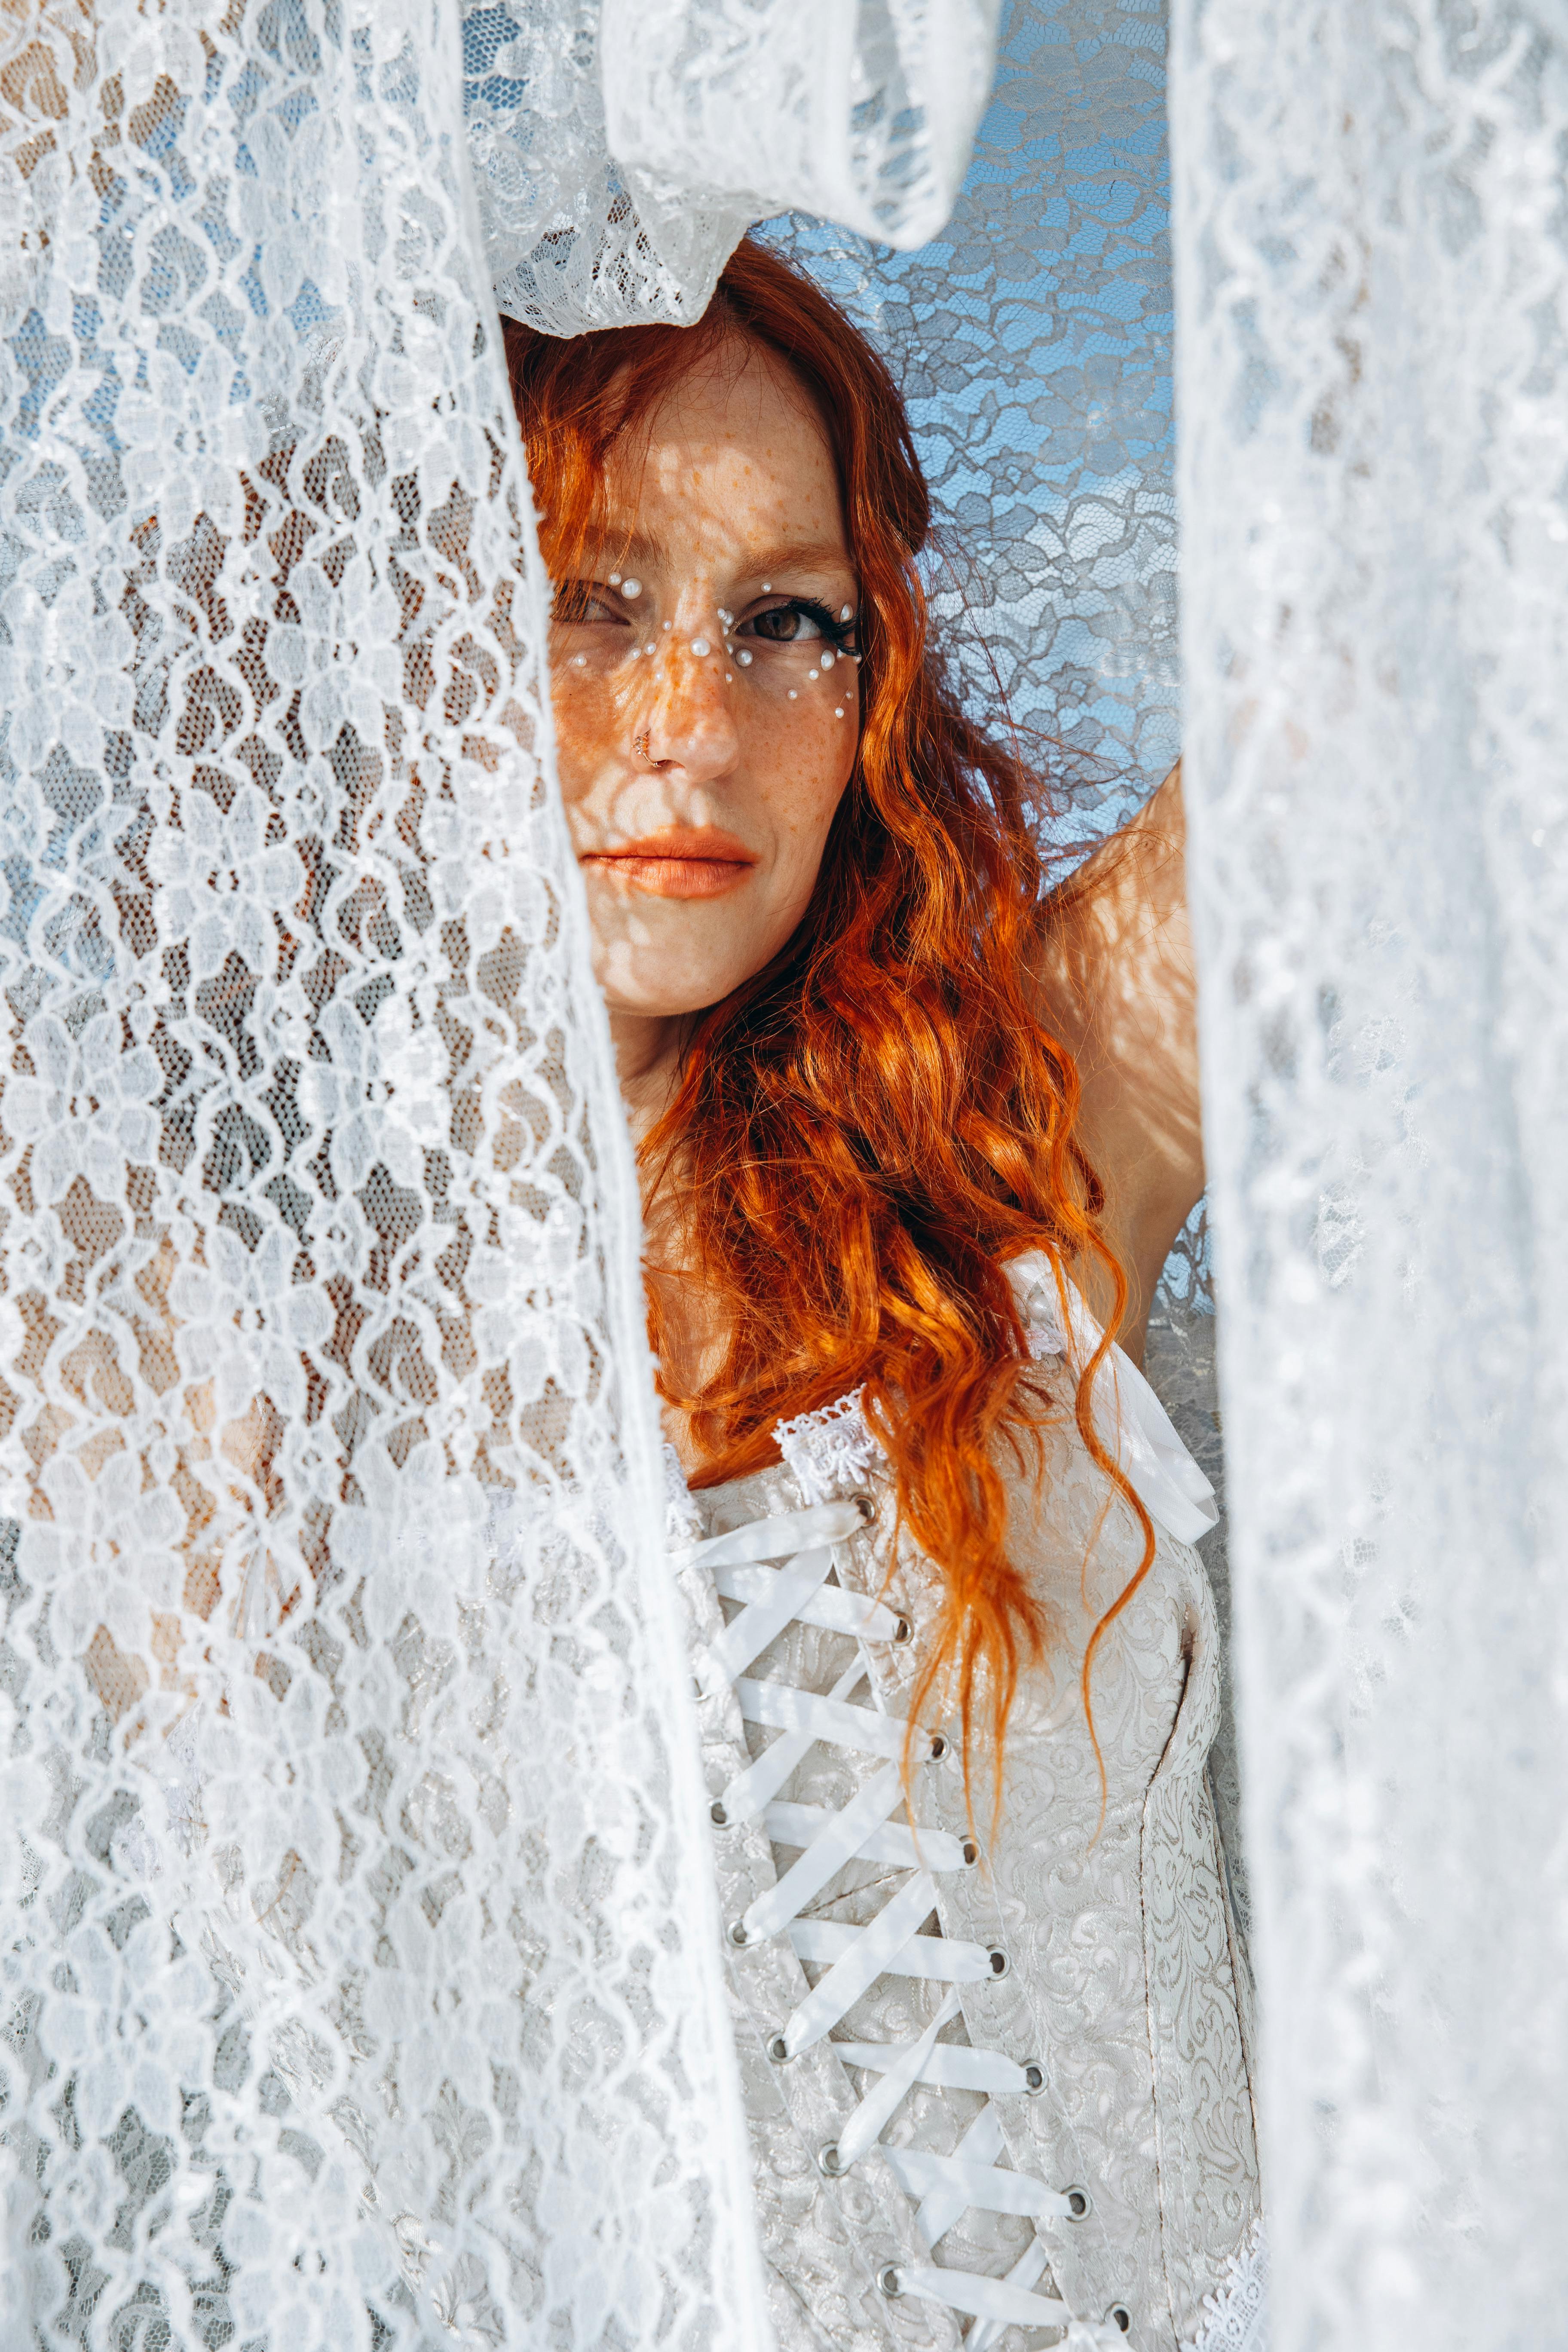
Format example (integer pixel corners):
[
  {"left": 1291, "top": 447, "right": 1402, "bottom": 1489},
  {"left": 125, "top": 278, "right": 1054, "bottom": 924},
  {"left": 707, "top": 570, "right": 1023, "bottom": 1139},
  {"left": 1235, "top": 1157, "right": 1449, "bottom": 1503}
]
[{"left": 503, "top": 238, "right": 1155, "bottom": 1780}]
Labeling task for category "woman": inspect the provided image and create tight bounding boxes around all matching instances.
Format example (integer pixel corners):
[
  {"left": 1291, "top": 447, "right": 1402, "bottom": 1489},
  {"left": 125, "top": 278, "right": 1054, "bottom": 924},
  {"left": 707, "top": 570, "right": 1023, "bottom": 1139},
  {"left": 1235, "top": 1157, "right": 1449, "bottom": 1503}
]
[{"left": 504, "top": 241, "right": 1261, "bottom": 2352}]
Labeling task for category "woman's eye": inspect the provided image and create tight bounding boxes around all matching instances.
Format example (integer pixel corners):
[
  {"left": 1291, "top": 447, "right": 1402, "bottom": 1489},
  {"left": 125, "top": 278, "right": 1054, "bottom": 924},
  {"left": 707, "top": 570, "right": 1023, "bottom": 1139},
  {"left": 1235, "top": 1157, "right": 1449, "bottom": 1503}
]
[
  {"left": 740, "top": 600, "right": 847, "bottom": 646},
  {"left": 747, "top": 604, "right": 816, "bottom": 643},
  {"left": 551, "top": 582, "right": 628, "bottom": 626}
]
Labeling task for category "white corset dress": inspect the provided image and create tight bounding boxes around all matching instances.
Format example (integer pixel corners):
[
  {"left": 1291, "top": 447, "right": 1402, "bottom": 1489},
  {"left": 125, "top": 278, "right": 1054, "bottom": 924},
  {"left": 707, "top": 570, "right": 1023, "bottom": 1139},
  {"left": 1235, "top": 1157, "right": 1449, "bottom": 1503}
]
[{"left": 665, "top": 1256, "right": 1266, "bottom": 2352}]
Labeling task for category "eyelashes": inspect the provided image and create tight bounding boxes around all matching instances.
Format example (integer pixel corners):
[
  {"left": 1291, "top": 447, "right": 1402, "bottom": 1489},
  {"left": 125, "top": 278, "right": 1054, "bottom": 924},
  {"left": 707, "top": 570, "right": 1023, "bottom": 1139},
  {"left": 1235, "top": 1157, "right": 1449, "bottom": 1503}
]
[
  {"left": 741, "top": 597, "right": 859, "bottom": 650},
  {"left": 550, "top": 582, "right": 627, "bottom": 625},
  {"left": 548, "top": 583, "right": 862, "bottom": 657}
]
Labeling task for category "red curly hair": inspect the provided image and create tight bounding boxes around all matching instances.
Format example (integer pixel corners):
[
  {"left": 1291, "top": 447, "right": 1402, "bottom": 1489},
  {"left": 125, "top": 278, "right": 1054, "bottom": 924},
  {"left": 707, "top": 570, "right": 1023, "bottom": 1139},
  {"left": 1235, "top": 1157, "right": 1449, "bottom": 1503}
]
[{"left": 502, "top": 237, "right": 1155, "bottom": 1782}]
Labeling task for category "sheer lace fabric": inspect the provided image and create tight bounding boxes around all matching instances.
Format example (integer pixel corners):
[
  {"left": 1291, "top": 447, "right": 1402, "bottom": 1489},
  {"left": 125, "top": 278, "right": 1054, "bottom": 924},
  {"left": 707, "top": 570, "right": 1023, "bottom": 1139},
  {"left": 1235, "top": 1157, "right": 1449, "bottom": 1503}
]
[
  {"left": 0, "top": 1, "right": 773, "bottom": 2342},
  {"left": 467, "top": 0, "right": 1004, "bottom": 334},
  {"left": 1171, "top": 3, "right": 1568, "bottom": 2343},
  {"left": 763, "top": 0, "right": 1179, "bottom": 799}
]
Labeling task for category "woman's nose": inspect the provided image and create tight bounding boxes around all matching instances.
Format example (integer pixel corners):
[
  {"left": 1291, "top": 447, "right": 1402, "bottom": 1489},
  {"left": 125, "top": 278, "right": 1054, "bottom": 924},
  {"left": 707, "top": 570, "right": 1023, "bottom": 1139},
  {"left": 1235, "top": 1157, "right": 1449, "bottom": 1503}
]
[{"left": 634, "top": 634, "right": 739, "bottom": 778}]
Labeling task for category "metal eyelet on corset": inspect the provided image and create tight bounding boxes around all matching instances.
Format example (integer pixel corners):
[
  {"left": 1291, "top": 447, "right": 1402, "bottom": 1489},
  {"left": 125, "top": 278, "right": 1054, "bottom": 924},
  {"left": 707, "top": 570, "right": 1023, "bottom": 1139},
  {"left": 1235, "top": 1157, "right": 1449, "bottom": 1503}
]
[
  {"left": 816, "top": 2142, "right": 847, "bottom": 2177},
  {"left": 1063, "top": 2184, "right": 1092, "bottom": 2220},
  {"left": 892, "top": 1614, "right": 913, "bottom": 1645},
  {"left": 847, "top": 1492, "right": 876, "bottom": 1525},
  {"left": 1106, "top": 2306, "right": 1132, "bottom": 2334},
  {"left": 1023, "top": 2061, "right": 1046, "bottom": 2094},
  {"left": 927, "top": 1733, "right": 949, "bottom": 1762},
  {"left": 709, "top": 1800, "right": 729, "bottom": 1827},
  {"left": 877, "top": 2266, "right": 903, "bottom": 2299},
  {"left": 961, "top": 1839, "right": 980, "bottom": 1867},
  {"left": 727, "top": 1920, "right": 749, "bottom": 1948},
  {"left": 987, "top": 1947, "right": 1010, "bottom": 1977},
  {"left": 765, "top": 2032, "right": 790, "bottom": 2064}
]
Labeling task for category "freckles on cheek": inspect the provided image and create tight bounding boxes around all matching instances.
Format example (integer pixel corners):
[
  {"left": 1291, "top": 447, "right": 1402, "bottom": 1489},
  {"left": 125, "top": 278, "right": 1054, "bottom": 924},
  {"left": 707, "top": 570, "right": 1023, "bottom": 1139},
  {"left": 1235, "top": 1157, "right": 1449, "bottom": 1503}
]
[
  {"left": 548, "top": 661, "right": 633, "bottom": 781},
  {"left": 749, "top": 691, "right": 859, "bottom": 852}
]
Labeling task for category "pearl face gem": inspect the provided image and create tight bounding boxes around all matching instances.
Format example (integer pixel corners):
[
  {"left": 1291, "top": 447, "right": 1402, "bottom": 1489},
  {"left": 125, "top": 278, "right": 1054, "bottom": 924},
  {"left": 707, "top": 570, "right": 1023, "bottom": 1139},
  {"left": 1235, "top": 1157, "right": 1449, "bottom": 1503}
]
[
  {"left": 737, "top": 649, "right": 753, "bottom": 666},
  {"left": 840, "top": 605, "right": 852, "bottom": 621},
  {"left": 609, "top": 572, "right": 621, "bottom": 585},
  {"left": 691, "top": 637, "right": 711, "bottom": 656},
  {"left": 787, "top": 689, "right": 797, "bottom": 700},
  {"left": 621, "top": 578, "right": 641, "bottom": 597}
]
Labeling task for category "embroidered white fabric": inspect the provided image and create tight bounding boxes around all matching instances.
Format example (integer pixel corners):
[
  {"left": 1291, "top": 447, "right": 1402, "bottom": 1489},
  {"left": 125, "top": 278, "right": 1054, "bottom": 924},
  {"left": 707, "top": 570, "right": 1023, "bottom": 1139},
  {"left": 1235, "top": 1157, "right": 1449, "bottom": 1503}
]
[
  {"left": 0, "top": 0, "right": 923, "bottom": 2340},
  {"left": 466, "top": 0, "right": 1003, "bottom": 334},
  {"left": 675, "top": 1332, "right": 1259, "bottom": 2349},
  {"left": 1172, "top": 2, "right": 1568, "bottom": 2343}
]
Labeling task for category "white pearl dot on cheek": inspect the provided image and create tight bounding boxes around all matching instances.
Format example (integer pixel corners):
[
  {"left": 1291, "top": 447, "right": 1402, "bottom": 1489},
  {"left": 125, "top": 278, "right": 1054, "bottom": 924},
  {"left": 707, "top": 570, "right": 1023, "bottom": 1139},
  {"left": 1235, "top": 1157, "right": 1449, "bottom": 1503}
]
[
  {"left": 787, "top": 689, "right": 797, "bottom": 700},
  {"left": 691, "top": 637, "right": 710, "bottom": 656},
  {"left": 737, "top": 649, "right": 753, "bottom": 667},
  {"left": 622, "top": 578, "right": 641, "bottom": 597},
  {"left": 835, "top": 707, "right": 845, "bottom": 719}
]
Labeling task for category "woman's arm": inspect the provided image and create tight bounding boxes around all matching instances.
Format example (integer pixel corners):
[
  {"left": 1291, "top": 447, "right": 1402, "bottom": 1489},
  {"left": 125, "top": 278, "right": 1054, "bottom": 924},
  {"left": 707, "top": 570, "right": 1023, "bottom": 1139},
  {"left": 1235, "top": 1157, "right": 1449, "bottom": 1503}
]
[{"left": 1033, "top": 763, "right": 1202, "bottom": 1365}]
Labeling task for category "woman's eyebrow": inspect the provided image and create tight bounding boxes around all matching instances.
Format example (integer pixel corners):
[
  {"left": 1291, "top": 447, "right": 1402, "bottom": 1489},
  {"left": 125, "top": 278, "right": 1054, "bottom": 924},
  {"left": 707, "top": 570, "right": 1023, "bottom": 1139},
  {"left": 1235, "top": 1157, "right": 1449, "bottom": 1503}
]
[
  {"left": 738, "top": 541, "right": 854, "bottom": 577},
  {"left": 576, "top": 534, "right": 853, "bottom": 579}
]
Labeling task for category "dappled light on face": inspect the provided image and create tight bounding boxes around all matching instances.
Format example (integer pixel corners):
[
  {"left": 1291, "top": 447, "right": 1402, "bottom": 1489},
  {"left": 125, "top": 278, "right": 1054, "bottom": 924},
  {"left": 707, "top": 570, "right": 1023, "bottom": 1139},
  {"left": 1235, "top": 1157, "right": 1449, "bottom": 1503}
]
[{"left": 536, "top": 345, "right": 863, "bottom": 1029}]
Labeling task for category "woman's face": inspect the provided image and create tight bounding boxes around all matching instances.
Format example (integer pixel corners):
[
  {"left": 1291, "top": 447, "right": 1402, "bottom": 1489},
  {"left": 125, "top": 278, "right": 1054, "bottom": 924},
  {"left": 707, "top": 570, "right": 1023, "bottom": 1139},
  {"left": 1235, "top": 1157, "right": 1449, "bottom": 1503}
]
[{"left": 547, "top": 343, "right": 860, "bottom": 1036}]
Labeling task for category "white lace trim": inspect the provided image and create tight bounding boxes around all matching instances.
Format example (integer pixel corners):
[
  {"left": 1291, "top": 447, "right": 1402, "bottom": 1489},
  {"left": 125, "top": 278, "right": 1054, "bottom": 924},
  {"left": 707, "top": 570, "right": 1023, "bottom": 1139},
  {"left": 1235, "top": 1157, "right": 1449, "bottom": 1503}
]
[
  {"left": 1182, "top": 2218, "right": 1268, "bottom": 2352},
  {"left": 774, "top": 1386, "right": 884, "bottom": 1504}
]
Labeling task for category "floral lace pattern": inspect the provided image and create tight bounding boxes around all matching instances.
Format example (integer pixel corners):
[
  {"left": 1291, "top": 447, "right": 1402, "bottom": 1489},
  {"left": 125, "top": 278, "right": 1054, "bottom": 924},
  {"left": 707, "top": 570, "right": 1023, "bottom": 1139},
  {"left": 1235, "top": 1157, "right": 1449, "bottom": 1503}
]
[
  {"left": 464, "top": 0, "right": 1002, "bottom": 333},
  {"left": 1182, "top": 2222, "right": 1267, "bottom": 2352},
  {"left": 776, "top": 1387, "right": 884, "bottom": 1507},
  {"left": 1172, "top": 1, "right": 1568, "bottom": 2332},
  {"left": 0, "top": 4, "right": 769, "bottom": 2343}
]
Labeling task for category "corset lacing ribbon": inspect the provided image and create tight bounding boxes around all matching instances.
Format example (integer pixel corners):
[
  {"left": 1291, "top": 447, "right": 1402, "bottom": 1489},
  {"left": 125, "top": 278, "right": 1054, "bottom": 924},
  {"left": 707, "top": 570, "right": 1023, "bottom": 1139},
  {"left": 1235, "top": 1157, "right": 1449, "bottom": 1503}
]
[{"left": 676, "top": 1494, "right": 1092, "bottom": 2343}]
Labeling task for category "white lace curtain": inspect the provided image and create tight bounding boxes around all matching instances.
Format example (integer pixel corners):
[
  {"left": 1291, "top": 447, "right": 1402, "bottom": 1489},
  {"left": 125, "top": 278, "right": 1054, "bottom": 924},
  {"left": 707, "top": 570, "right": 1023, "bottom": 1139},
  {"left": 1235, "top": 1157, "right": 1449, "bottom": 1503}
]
[
  {"left": 0, "top": 3, "right": 996, "bottom": 2345},
  {"left": 1172, "top": 4, "right": 1568, "bottom": 2345}
]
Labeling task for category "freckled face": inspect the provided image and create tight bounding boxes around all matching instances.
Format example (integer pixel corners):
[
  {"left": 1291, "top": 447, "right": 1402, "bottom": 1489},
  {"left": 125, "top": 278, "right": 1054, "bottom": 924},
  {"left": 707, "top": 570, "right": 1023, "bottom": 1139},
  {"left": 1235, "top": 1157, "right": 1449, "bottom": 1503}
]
[{"left": 547, "top": 344, "right": 860, "bottom": 1023}]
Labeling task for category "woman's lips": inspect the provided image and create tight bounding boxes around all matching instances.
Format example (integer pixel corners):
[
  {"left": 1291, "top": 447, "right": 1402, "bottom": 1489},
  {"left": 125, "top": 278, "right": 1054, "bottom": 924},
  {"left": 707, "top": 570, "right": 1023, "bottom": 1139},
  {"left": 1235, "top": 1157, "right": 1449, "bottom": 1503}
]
[{"left": 580, "top": 827, "right": 758, "bottom": 899}]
